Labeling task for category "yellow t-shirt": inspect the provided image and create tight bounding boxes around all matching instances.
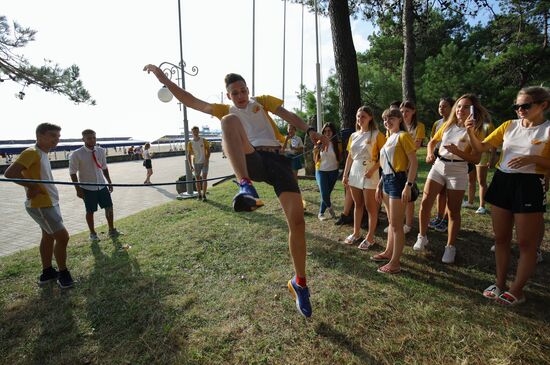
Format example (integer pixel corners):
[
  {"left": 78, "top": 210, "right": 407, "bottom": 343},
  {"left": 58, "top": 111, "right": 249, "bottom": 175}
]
[
  {"left": 211, "top": 95, "right": 286, "bottom": 146},
  {"left": 484, "top": 119, "right": 550, "bottom": 174},
  {"left": 407, "top": 122, "right": 426, "bottom": 146},
  {"left": 15, "top": 146, "right": 59, "bottom": 208},
  {"left": 380, "top": 131, "right": 416, "bottom": 174},
  {"left": 346, "top": 130, "right": 386, "bottom": 162},
  {"left": 432, "top": 121, "right": 477, "bottom": 160}
]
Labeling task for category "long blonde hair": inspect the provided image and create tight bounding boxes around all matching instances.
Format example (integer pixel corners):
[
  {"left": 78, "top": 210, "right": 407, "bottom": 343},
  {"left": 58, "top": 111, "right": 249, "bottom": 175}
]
[{"left": 445, "top": 93, "right": 489, "bottom": 134}]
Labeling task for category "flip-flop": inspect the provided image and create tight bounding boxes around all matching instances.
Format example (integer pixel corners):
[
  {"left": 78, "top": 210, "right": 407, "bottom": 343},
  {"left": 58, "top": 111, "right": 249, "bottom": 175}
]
[
  {"left": 482, "top": 284, "right": 503, "bottom": 300},
  {"left": 496, "top": 291, "right": 526, "bottom": 306},
  {"left": 370, "top": 253, "right": 391, "bottom": 262},
  {"left": 357, "top": 238, "right": 375, "bottom": 250},
  {"left": 343, "top": 234, "right": 361, "bottom": 245},
  {"left": 377, "top": 264, "right": 401, "bottom": 274}
]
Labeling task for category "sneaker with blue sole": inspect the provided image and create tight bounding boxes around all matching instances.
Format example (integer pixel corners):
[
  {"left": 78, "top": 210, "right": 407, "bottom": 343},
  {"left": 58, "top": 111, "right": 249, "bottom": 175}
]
[
  {"left": 232, "top": 180, "right": 264, "bottom": 212},
  {"left": 287, "top": 277, "right": 312, "bottom": 318}
]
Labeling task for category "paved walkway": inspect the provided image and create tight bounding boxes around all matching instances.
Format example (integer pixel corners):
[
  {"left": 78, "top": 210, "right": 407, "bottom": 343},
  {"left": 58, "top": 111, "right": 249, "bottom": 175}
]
[{"left": 0, "top": 153, "right": 234, "bottom": 257}]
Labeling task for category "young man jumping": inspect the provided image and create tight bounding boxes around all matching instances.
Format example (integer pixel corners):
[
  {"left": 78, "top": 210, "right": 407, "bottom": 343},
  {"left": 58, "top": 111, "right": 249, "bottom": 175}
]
[{"left": 144, "top": 64, "right": 328, "bottom": 317}]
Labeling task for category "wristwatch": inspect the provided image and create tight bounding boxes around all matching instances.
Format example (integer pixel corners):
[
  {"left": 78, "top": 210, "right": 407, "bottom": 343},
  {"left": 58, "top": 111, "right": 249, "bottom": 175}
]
[
  {"left": 406, "top": 181, "right": 414, "bottom": 187},
  {"left": 306, "top": 127, "right": 316, "bottom": 136}
]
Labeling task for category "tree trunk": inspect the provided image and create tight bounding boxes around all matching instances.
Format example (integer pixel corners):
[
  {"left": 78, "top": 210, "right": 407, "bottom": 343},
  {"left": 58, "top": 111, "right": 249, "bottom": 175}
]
[
  {"left": 402, "top": 0, "right": 416, "bottom": 103},
  {"left": 304, "top": 115, "right": 317, "bottom": 176},
  {"left": 328, "top": 0, "right": 362, "bottom": 130}
]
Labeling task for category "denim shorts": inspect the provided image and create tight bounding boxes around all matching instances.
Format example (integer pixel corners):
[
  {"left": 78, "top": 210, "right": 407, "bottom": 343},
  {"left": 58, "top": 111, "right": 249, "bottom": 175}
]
[{"left": 382, "top": 172, "right": 407, "bottom": 199}]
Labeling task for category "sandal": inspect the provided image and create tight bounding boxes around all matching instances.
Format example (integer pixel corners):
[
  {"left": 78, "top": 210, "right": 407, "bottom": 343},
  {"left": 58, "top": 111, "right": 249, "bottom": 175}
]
[
  {"left": 496, "top": 291, "right": 526, "bottom": 306},
  {"left": 357, "top": 238, "right": 375, "bottom": 250},
  {"left": 482, "top": 284, "right": 502, "bottom": 300},
  {"left": 370, "top": 253, "right": 391, "bottom": 262},
  {"left": 343, "top": 234, "right": 361, "bottom": 245},
  {"left": 377, "top": 264, "right": 401, "bottom": 274}
]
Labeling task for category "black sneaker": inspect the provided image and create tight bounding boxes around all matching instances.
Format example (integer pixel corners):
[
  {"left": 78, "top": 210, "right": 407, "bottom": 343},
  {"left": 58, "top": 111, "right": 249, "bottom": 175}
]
[
  {"left": 335, "top": 213, "right": 353, "bottom": 226},
  {"left": 57, "top": 269, "right": 74, "bottom": 289},
  {"left": 38, "top": 267, "right": 59, "bottom": 286}
]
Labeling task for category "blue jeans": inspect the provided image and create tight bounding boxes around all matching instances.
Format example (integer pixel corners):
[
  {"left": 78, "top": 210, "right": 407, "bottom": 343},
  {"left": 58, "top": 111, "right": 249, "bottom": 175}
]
[{"left": 315, "top": 169, "right": 339, "bottom": 214}]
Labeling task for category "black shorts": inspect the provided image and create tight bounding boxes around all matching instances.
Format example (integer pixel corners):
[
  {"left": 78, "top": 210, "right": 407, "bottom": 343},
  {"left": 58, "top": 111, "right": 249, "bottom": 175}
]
[
  {"left": 83, "top": 187, "right": 113, "bottom": 213},
  {"left": 485, "top": 169, "right": 546, "bottom": 213},
  {"left": 245, "top": 150, "right": 300, "bottom": 197},
  {"left": 143, "top": 159, "right": 152, "bottom": 169}
]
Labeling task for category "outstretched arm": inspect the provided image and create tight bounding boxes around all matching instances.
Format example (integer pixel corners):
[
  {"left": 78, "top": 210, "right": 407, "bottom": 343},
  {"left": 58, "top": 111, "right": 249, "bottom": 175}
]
[
  {"left": 274, "top": 106, "right": 330, "bottom": 150},
  {"left": 143, "top": 64, "right": 214, "bottom": 115}
]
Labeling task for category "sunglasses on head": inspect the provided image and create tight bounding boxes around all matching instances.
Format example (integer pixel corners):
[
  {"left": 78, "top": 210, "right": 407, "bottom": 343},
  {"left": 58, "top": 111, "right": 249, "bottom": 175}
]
[{"left": 512, "top": 102, "right": 537, "bottom": 111}]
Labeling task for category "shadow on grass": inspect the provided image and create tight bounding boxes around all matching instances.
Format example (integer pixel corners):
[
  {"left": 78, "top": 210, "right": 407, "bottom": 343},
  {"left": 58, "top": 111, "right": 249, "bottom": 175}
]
[
  {"left": 307, "top": 225, "right": 550, "bottom": 324},
  {"left": 78, "top": 239, "right": 187, "bottom": 363},
  {"left": 316, "top": 322, "right": 383, "bottom": 365}
]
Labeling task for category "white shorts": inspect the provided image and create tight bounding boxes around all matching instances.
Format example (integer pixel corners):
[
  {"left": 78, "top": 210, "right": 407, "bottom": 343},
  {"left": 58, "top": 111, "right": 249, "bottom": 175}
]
[
  {"left": 427, "top": 158, "right": 468, "bottom": 190},
  {"left": 348, "top": 159, "right": 379, "bottom": 190}
]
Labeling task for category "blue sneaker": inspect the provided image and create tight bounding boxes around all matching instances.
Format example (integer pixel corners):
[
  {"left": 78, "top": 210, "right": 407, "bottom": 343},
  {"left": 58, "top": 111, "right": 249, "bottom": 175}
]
[
  {"left": 287, "top": 277, "right": 312, "bottom": 318},
  {"left": 434, "top": 218, "right": 448, "bottom": 233},
  {"left": 428, "top": 216, "right": 441, "bottom": 229},
  {"left": 232, "top": 180, "right": 264, "bottom": 212}
]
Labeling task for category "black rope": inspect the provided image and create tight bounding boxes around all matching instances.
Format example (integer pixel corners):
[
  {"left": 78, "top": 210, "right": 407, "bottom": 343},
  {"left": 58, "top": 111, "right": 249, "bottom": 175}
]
[
  {"left": 287, "top": 133, "right": 339, "bottom": 160},
  {"left": 0, "top": 174, "right": 235, "bottom": 187}
]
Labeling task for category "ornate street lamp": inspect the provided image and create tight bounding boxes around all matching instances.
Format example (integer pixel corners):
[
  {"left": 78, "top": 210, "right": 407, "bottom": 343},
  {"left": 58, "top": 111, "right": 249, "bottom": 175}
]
[{"left": 156, "top": 0, "right": 199, "bottom": 199}]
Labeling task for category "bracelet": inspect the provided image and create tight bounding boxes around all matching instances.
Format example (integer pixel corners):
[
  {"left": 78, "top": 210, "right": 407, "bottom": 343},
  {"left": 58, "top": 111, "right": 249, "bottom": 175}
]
[
  {"left": 406, "top": 181, "right": 414, "bottom": 187},
  {"left": 306, "top": 127, "right": 316, "bottom": 136}
]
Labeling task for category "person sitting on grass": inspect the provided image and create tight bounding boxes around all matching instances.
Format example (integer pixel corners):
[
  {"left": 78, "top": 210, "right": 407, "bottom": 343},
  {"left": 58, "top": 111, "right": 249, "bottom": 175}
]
[
  {"left": 4, "top": 123, "right": 74, "bottom": 289},
  {"left": 144, "top": 64, "right": 329, "bottom": 318}
]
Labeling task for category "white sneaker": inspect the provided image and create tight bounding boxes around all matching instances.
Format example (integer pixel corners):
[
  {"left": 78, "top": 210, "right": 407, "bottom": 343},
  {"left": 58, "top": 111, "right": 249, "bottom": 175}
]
[
  {"left": 413, "top": 234, "right": 428, "bottom": 251},
  {"left": 327, "top": 207, "right": 336, "bottom": 219},
  {"left": 383, "top": 226, "right": 390, "bottom": 233},
  {"left": 318, "top": 213, "right": 328, "bottom": 221},
  {"left": 442, "top": 245, "right": 456, "bottom": 264},
  {"left": 403, "top": 225, "right": 412, "bottom": 234},
  {"left": 89, "top": 233, "right": 100, "bottom": 242},
  {"left": 462, "top": 201, "right": 473, "bottom": 208},
  {"left": 475, "top": 206, "right": 488, "bottom": 214}
]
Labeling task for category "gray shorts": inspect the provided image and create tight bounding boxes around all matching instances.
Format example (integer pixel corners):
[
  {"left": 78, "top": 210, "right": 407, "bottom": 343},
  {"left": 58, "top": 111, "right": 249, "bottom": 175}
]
[
  {"left": 194, "top": 163, "right": 209, "bottom": 176},
  {"left": 25, "top": 205, "right": 66, "bottom": 235}
]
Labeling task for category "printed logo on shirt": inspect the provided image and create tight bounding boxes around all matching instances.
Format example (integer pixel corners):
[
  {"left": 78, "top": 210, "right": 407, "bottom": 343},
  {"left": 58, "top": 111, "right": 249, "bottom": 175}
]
[
  {"left": 252, "top": 105, "right": 261, "bottom": 113},
  {"left": 531, "top": 139, "right": 546, "bottom": 145}
]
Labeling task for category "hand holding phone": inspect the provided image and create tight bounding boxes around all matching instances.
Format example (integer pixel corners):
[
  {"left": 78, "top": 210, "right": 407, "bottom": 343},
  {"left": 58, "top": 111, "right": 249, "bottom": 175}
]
[{"left": 470, "top": 105, "right": 475, "bottom": 119}]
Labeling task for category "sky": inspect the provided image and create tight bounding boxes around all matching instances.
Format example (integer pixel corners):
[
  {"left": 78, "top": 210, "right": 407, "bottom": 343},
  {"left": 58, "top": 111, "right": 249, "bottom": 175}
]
[{"left": 2, "top": 0, "right": 372, "bottom": 141}]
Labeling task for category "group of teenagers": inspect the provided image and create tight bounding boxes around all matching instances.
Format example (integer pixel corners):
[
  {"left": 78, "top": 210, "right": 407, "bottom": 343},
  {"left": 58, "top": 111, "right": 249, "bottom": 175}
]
[
  {"left": 313, "top": 87, "right": 550, "bottom": 308},
  {"left": 145, "top": 61, "right": 548, "bottom": 314},
  {"left": 5, "top": 63, "right": 548, "bottom": 319}
]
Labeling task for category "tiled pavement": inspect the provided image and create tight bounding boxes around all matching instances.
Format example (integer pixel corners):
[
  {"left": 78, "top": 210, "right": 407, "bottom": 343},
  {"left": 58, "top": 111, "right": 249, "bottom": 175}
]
[{"left": 0, "top": 153, "right": 234, "bottom": 257}]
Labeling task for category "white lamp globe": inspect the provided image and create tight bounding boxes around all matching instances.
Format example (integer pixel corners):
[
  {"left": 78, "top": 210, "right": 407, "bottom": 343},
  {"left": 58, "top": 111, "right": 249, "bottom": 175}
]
[{"left": 158, "top": 86, "right": 173, "bottom": 103}]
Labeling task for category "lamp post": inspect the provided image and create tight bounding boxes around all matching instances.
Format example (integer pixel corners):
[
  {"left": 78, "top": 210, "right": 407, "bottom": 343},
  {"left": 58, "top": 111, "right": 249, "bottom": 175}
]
[
  {"left": 157, "top": 61, "right": 199, "bottom": 199},
  {"left": 156, "top": 0, "right": 199, "bottom": 199}
]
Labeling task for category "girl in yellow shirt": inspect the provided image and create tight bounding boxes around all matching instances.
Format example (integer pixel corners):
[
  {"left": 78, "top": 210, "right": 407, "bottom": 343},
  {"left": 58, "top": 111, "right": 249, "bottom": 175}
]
[{"left": 467, "top": 86, "right": 550, "bottom": 306}]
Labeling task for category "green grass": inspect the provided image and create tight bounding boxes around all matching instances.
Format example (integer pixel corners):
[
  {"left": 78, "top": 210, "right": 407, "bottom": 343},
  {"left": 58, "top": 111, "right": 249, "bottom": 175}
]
[{"left": 1, "top": 152, "right": 550, "bottom": 365}]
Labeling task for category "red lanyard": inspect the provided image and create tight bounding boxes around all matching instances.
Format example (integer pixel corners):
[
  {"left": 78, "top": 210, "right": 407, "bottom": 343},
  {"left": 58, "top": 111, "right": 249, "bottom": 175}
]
[{"left": 91, "top": 150, "right": 102, "bottom": 169}]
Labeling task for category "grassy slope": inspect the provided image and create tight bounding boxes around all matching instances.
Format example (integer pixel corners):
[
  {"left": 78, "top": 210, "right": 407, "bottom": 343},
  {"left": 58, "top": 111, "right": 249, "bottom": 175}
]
[{"left": 1, "top": 152, "right": 549, "bottom": 365}]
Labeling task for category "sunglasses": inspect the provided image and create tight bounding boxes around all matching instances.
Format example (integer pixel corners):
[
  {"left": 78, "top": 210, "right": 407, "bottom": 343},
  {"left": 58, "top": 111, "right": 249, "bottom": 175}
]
[{"left": 512, "top": 102, "right": 537, "bottom": 111}]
